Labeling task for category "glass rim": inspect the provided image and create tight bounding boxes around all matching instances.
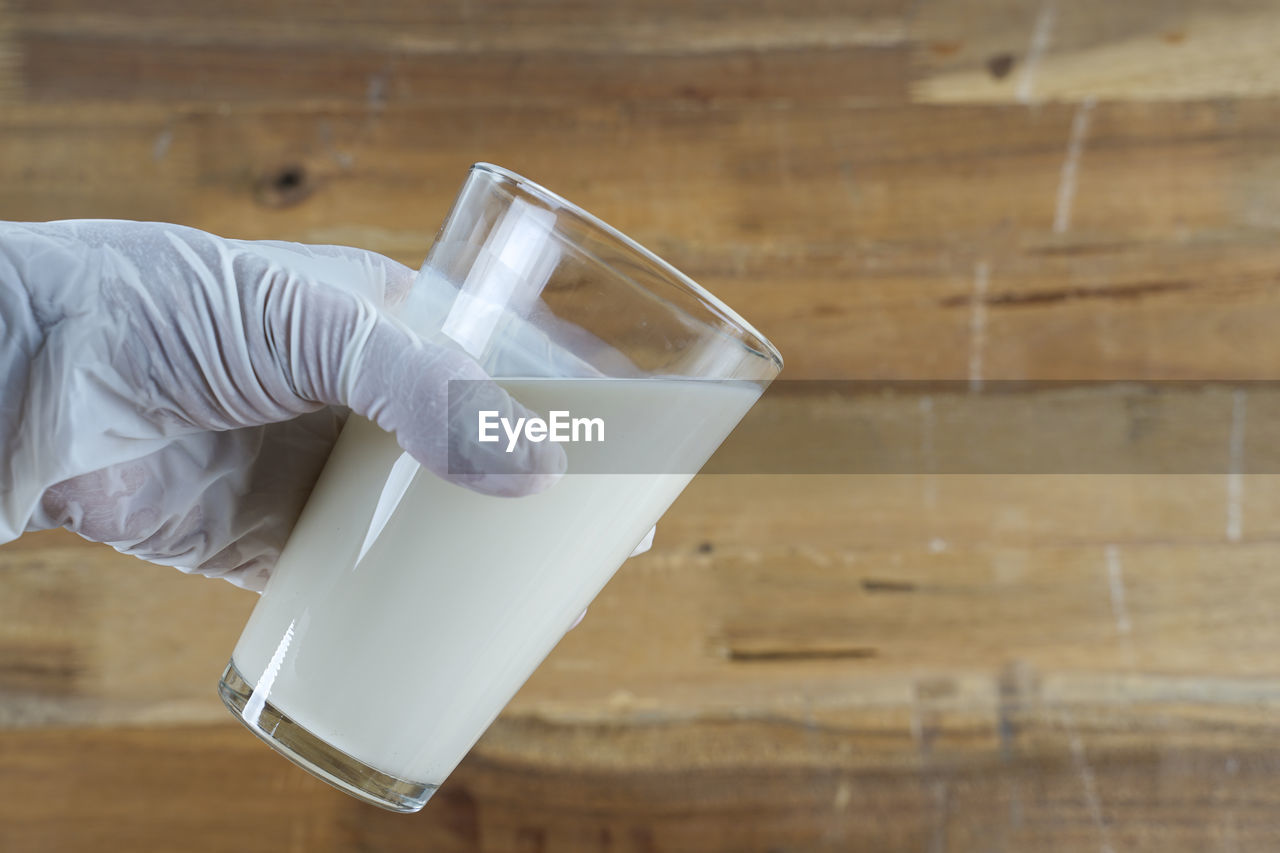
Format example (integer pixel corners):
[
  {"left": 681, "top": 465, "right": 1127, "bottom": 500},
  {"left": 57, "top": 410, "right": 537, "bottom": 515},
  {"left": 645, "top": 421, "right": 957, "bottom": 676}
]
[{"left": 470, "top": 162, "right": 784, "bottom": 372}]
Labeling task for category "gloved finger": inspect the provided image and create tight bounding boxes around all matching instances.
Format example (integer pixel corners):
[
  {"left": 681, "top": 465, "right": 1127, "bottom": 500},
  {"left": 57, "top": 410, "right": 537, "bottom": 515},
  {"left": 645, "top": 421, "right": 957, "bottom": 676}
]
[
  {"left": 236, "top": 239, "right": 418, "bottom": 307},
  {"left": 629, "top": 525, "right": 656, "bottom": 557},
  {"left": 261, "top": 273, "right": 566, "bottom": 497}
]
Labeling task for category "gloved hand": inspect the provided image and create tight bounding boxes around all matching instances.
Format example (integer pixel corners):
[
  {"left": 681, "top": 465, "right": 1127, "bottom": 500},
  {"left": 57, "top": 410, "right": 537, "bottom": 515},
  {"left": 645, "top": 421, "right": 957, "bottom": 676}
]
[{"left": 0, "top": 220, "right": 656, "bottom": 593}]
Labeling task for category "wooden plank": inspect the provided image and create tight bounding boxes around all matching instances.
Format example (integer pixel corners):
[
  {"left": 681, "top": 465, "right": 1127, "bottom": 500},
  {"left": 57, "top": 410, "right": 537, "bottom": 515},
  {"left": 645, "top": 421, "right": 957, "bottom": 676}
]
[
  {"left": 6, "top": 465, "right": 1280, "bottom": 729},
  {"left": 3, "top": 723, "right": 1280, "bottom": 852},
  {"left": 18, "top": 0, "right": 1280, "bottom": 108},
  {"left": 710, "top": 382, "right": 1280, "bottom": 476},
  {"left": 912, "top": 0, "right": 1280, "bottom": 103},
  {"left": 12, "top": 0, "right": 911, "bottom": 51},
  {"left": 12, "top": 1, "right": 907, "bottom": 105},
  {"left": 3, "top": 100, "right": 1280, "bottom": 380},
  {"left": 19, "top": 39, "right": 909, "bottom": 107},
  {"left": 14, "top": 0, "right": 908, "bottom": 54},
  {"left": 665, "top": 474, "right": 1280, "bottom": 554}
]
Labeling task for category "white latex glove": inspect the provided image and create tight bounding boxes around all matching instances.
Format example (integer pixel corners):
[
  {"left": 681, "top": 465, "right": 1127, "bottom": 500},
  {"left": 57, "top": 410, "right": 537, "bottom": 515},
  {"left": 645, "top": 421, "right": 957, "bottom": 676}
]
[{"left": 0, "top": 220, "right": 580, "bottom": 591}]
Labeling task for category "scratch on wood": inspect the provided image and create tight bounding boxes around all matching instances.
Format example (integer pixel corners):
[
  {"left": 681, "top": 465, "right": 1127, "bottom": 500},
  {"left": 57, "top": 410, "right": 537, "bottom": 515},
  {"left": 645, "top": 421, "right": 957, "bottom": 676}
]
[
  {"left": 996, "top": 666, "right": 1019, "bottom": 760},
  {"left": 997, "top": 660, "right": 1041, "bottom": 761},
  {"left": 315, "top": 119, "right": 354, "bottom": 170},
  {"left": 940, "top": 279, "right": 1192, "bottom": 308},
  {"left": 725, "top": 645, "right": 878, "bottom": 662},
  {"left": 833, "top": 778, "right": 852, "bottom": 812},
  {"left": 1009, "top": 783, "right": 1024, "bottom": 827},
  {"left": 1064, "top": 715, "right": 1116, "bottom": 853},
  {"left": 775, "top": 110, "right": 792, "bottom": 190},
  {"left": 289, "top": 815, "right": 307, "bottom": 853},
  {"left": 911, "top": 679, "right": 951, "bottom": 760},
  {"left": 1025, "top": 241, "right": 1136, "bottom": 257},
  {"left": 920, "top": 395, "right": 938, "bottom": 510},
  {"left": 909, "top": 698, "right": 925, "bottom": 753},
  {"left": 862, "top": 578, "right": 916, "bottom": 593},
  {"left": 1104, "top": 545, "right": 1132, "bottom": 636},
  {"left": 152, "top": 126, "right": 174, "bottom": 163},
  {"left": 968, "top": 261, "right": 989, "bottom": 391},
  {"left": 367, "top": 70, "right": 388, "bottom": 112},
  {"left": 1053, "top": 96, "right": 1096, "bottom": 233},
  {"left": 1016, "top": 0, "right": 1056, "bottom": 104},
  {"left": 1227, "top": 389, "right": 1246, "bottom": 542},
  {"left": 929, "top": 779, "right": 950, "bottom": 853}
]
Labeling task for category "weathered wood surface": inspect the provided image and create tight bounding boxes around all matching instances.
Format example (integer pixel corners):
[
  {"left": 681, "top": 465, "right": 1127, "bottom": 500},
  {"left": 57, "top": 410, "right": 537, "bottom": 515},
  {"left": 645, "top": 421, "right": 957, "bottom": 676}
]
[
  {"left": 4, "top": 0, "right": 1280, "bottom": 850},
  {"left": 6, "top": 724, "right": 1280, "bottom": 852}
]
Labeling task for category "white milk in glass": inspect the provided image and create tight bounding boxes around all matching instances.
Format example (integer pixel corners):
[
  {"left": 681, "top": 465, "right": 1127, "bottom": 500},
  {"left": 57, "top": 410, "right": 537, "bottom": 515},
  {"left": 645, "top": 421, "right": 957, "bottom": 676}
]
[{"left": 231, "top": 376, "right": 758, "bottom": 786}]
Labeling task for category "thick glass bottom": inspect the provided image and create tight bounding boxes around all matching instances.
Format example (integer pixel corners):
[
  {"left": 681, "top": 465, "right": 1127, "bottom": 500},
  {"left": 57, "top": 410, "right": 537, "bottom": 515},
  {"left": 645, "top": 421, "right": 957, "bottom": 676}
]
[{"left": 218, "top": 660, "right": 437, "bottom": 813}]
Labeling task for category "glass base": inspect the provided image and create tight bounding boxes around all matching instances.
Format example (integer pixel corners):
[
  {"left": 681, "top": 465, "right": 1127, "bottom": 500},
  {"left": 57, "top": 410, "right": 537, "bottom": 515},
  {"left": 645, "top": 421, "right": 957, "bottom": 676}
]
[{"left": 218, "top": 660, "right": 437, "bottom": 813}]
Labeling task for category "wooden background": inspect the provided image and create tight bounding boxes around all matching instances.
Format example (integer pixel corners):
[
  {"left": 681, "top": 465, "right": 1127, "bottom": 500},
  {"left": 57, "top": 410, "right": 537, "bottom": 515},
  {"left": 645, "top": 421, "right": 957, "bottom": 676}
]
[{"left": 4, "top": 1, "right": 1280, "bottom": 850}]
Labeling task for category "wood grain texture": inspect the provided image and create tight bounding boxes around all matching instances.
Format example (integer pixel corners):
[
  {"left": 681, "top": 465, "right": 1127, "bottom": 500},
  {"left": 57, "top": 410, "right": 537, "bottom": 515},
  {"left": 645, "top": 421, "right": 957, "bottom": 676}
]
[
  {"left": 5, "top": 724, "right": 1280, "bottom": 853},
  {"left": 913, "top": 0, "right": 1280, "bottom": 103},
  {"left": 14, "top": 0, "right": 908, "bottom": 53},
  {"left": 3, "top": 0, "right": 1280, "bottom": 849},
  {"left": 4, "top": 99, "right": 1280, "bottom": 380},
  {"left": 13, "top": 0, "right": 908, "bottom": 107},
  {"left": 7, "top": 487, "right": 1280, "bottom": 724}
]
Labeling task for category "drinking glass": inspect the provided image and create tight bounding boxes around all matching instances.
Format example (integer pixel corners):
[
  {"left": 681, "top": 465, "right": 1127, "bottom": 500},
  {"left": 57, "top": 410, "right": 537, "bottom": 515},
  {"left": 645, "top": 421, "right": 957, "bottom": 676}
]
[{"left": 218, "top": 163, "right": 783, "bottom": 812}]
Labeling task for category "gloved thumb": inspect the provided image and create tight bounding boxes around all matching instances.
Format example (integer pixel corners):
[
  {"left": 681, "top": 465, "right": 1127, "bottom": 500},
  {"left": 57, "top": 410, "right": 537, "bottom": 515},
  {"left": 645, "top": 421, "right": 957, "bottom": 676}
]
[{"left": 260, "top": 264, "right": 566, "bottom": 497}]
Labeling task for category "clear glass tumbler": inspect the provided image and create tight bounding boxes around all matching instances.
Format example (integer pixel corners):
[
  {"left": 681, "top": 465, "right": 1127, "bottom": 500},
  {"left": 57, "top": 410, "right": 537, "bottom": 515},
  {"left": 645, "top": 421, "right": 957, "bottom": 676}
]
[{"left": 218, "top": 163, "right": 783, "bottom": 812}]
